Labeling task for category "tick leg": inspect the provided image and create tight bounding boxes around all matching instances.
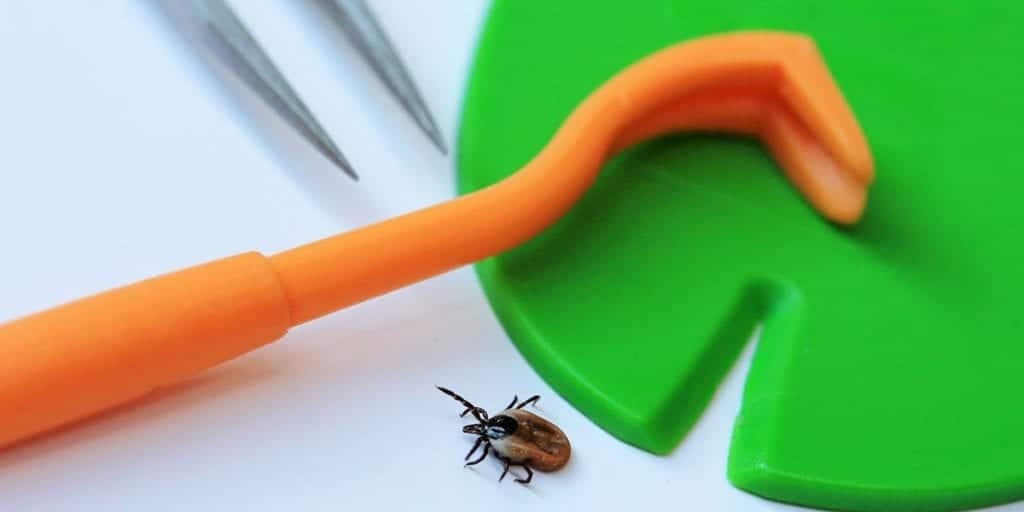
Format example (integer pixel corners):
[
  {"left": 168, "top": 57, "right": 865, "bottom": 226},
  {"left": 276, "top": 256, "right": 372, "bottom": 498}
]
[
  {"left": 438, "top": 386, "right": 488, "bottom": 421},
  {"left": 464, "top": 437, "right": 484, "bottom": 461},
  {"left": 465, "top": 442, "right": 490, "bottom": 466},
  {"left": 496, "top": 456, "right": 530, "bottom": 484},
  {"left": 516, "top": 395, "right": 540, "bottom": 409},
  {"left": 505, "top": 395, "right": 518, "bottom": 410},
  {"left": 437, "top": 386, "right": 476, "bottom": 410},
  {"left": 514, "top": 465, "right": 533, "bottom": 485},
  {"left": 498, "top": 455, "right": 512, "bottom": 482},
  {"left": 459, "top": 406, "right": 488, "bottom": 422}
]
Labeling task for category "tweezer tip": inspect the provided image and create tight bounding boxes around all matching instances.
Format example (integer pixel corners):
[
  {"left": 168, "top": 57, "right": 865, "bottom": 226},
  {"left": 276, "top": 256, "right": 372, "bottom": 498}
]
[
  {"left": 414, "top": 116, "right": 447, "bottom": 155},
  {"left": 314, "top": 134, "right": 358, "bottom": 181},
  {"left": 428, "top": 129, "right": 449, "bottom": 156},
  {"left": 331, "top": 156, "right": 360, "bottom": 181}
]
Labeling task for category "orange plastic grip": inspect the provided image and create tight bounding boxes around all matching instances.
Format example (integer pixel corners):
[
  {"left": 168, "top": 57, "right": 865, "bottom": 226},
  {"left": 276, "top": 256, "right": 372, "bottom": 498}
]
[
  {"left": 0, "top": 253, "right": 291, "bottom": 447},
  {"left": 0, "top": 32, "right": 874, "bottom": 449}
]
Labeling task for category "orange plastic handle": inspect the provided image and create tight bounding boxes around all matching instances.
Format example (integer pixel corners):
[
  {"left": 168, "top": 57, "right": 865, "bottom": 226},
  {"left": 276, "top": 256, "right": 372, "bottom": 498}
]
[{"left": 0, "top": 31, "right": 873, "bottom": 449}]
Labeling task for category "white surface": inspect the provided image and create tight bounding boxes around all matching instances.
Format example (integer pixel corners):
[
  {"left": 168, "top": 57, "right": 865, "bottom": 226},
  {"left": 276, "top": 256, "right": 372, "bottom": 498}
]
[{"left": 0, "top": 2, "right": 1019, "bottom": 511}]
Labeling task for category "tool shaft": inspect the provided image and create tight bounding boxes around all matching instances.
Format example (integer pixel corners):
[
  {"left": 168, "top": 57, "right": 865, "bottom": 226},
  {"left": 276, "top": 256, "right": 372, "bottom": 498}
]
[{"left": 0, "top": 253, "right": 291, "bottom": 448}]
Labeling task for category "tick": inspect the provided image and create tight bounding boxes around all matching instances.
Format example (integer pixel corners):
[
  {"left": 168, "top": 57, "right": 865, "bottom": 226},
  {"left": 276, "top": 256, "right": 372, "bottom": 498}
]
[{"left": 436, "top": 386, "right": 571, "bottom": 484}]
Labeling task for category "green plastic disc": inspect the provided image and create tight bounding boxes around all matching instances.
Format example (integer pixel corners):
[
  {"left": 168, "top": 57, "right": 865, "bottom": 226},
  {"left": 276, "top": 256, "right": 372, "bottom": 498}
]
[{"left": 456, "top": 1, "right": 1024, "bottom": 510}]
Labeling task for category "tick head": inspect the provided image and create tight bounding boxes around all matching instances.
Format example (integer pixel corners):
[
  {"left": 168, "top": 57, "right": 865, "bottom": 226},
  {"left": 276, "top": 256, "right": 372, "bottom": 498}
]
[
  {"left": 463, "top": 423, "right": 485, "bottom": 436},
  {"left": 484, "top": 415, "right": 519, "bottom": 439}
]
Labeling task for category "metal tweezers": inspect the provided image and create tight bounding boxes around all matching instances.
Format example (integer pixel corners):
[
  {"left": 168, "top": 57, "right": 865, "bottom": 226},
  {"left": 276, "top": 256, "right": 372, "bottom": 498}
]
[{"left": 192, "top": 0, "right": 446, "bottom": 180}]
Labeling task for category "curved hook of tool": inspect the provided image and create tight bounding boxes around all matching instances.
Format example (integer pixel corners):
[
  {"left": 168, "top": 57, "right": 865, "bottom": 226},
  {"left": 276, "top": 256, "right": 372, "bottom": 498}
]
[
  {"left": 272, "top": 30, "right": 875, "bottom": 325},
  {"left": 0, "top": 31, "right": 873, "bottom": 450}
]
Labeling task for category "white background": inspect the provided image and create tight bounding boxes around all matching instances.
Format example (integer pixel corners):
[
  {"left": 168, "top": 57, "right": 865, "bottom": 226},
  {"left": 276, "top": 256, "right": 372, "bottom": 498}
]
[{"left": 0, "top": 2, "right": 1018, "bottom": 511}]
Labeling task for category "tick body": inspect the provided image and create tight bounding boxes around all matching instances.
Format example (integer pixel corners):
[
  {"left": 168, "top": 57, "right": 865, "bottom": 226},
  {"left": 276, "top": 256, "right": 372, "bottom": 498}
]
[{"left": 437, "top": 386, "right": 571, "bottom": 484}]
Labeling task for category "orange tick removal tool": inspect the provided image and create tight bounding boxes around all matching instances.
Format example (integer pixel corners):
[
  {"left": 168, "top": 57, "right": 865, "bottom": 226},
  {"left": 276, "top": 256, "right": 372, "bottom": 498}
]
[{"left": 0, "top": 31, "right": 873, "bottom": 449}]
